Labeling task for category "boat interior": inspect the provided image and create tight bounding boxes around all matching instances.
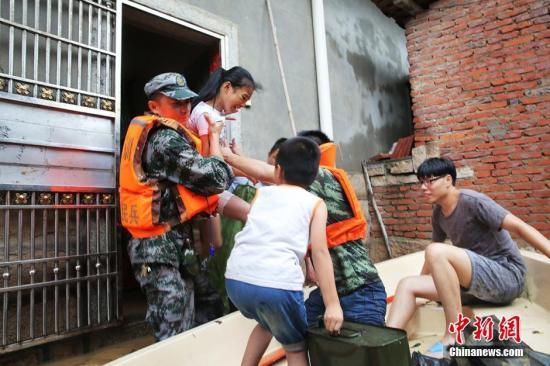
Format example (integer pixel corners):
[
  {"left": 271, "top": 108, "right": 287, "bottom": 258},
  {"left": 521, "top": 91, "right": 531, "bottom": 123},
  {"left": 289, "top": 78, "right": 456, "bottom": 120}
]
[{"left": 107, "top": 250, "right": 550, "bottom": 365}]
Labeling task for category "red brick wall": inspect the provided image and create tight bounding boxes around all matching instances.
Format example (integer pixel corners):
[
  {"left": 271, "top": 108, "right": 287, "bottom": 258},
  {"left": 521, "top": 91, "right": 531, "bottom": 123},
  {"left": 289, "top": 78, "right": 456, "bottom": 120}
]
[{"left": 369, "top": 0, "right": 549, "bottom": 247}]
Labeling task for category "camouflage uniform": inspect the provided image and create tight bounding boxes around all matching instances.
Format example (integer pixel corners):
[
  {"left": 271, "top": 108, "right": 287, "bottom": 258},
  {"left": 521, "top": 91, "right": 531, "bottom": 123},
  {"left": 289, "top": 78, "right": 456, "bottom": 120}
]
[
  {"left": 128, "top": 126, "right": 232, "bottom": 341},
  {"left": 306, "top": 167, "right": 386, "bottom": 325},
  {"left": 307, "top": 167, "right": 380, "bottom": 295}
]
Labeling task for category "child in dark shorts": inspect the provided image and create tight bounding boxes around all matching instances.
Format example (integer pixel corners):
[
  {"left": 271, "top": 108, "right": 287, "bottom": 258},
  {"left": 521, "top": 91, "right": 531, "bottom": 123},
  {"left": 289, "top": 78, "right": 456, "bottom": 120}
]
[{"left": 225, "top": 137, "right": 343, "bottom": 366}]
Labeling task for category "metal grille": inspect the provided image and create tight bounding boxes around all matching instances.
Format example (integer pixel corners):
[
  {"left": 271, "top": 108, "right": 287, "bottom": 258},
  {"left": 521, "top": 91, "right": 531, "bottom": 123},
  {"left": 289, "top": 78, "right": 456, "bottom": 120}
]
[
  {"left": 0, "top": 190, "right": 118, "bottom": 351},
  {"left": 0, "top": 0, "right": 115, "bottom": 111}
]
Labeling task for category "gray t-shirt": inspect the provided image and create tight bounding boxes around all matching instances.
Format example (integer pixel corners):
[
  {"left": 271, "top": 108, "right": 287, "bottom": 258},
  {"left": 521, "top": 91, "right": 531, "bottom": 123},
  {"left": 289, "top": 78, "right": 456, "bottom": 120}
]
[{"left": 432, "top": 189, "right": 526, "bottom": 273}]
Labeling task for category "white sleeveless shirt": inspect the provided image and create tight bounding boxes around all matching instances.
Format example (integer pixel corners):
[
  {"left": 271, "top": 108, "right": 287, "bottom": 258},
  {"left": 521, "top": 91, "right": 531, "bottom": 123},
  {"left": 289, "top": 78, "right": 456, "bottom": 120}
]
[{"left": 225, "top": 185, "right": 321, "bottom": 291}]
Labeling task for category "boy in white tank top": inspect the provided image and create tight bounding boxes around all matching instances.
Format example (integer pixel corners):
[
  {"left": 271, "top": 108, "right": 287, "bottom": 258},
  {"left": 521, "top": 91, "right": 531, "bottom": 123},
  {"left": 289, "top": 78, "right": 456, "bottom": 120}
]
[{"left": 225, "top": 137, "right": 343, "bottom": 366}]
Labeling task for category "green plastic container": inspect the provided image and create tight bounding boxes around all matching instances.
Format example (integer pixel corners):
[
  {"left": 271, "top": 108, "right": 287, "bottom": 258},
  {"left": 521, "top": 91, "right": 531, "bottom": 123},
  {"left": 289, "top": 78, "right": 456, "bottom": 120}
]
[{"left": 307, "top": 320, "right": 411, "bottom": 366}]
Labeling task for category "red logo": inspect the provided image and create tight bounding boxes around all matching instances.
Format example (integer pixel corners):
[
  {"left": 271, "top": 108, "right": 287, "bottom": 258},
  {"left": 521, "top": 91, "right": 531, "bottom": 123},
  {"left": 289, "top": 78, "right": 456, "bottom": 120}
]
[
  {"left": 473, "top": 316, "right": 494, "bottom": 341},
  {"left": 450, "top": 314, "right": 522, "bottom": 344},
  {"left": 499, "top": 315, "right": 521, "bottom": 343},
  {"left": 448, "top": 313, "right": 470, "bottom": 345}
]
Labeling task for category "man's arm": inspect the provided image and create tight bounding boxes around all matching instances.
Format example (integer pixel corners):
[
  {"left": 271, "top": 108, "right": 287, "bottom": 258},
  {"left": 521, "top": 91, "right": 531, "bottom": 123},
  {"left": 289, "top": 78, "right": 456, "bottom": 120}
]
[
  {"left": 153, "top": 128, "right": 232, "bottom": 195},
  {"left": 310, "top": 200, "right": 343, "bottom": 333},
  {"left": 222, "top": 146, "right": 277, "bottom": 184},
  {"left": 502, "top": 213, "right": 550, "bottom": 257}
]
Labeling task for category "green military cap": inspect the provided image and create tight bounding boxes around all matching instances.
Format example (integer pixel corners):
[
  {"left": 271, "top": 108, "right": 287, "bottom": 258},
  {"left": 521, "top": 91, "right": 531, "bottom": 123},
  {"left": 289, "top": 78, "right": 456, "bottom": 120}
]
[{"left": 144, "top": 72, "right": 198, "bottom": 100}]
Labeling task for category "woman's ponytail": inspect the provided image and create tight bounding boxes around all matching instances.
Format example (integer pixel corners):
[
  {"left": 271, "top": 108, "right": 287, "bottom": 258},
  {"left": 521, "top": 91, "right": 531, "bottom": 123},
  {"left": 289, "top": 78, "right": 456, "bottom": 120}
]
[{"left": 192, "top": 67, "right": 225, "bottom": 109}]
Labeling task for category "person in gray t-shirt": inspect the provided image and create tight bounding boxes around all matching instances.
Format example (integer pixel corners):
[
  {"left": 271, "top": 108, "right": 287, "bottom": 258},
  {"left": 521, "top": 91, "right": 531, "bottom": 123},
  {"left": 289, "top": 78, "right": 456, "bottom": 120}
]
[{"left": 386, "top": 157, "right": 550, "bottom": 358}]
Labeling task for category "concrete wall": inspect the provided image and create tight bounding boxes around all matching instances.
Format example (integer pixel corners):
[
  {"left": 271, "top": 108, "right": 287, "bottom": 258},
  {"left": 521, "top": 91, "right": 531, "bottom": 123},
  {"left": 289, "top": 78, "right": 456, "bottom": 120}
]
[
  {"left": 130, "top": 0, "right": 412, "bottom": 168},
  {"left": 325, "top": 0, "right": 413, "bottom": 171},
  {"left": 173, "top": 0, "right": 320, "bottom": 160}
]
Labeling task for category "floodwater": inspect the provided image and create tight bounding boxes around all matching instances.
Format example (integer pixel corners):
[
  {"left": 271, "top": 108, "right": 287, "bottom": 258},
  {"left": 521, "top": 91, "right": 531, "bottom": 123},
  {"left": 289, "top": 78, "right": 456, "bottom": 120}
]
[{"left": 42, "top": 335, "right": 155, "bottom": 366}]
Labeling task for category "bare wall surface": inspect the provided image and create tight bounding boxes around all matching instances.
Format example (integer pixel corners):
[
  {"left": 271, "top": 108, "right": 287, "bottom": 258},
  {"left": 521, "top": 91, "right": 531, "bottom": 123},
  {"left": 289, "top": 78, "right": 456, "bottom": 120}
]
[
  {"left": 325, "top": 0, "right": 413, "bottom": 171},
  {"left": 141, "top": 0, "right": 320, "bottom": 160}
]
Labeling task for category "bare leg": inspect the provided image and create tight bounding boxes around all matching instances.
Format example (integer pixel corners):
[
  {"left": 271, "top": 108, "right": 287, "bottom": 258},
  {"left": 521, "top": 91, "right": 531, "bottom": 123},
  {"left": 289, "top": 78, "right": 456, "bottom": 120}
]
[
  {"left": 286, "top": 350, "right": 309, "bottom": 366},
  {"left": 424, "top": 243, "right": 472, "bottom": 345},
  {"left": 241, "top": 324, "right": 273, "bottom": 366},
  {"left": 386, "top": 275, "right": 439, "bottom": 329}
]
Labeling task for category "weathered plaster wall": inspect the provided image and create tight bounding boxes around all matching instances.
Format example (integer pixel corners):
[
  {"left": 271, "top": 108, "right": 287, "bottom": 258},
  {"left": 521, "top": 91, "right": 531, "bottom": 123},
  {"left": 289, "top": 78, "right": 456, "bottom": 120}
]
[
  {"left": 325, "top": 0, "right": 413, "bottom": 171},
  {"left": 163, "top": 0, "right": 320, "bottom": 160}
]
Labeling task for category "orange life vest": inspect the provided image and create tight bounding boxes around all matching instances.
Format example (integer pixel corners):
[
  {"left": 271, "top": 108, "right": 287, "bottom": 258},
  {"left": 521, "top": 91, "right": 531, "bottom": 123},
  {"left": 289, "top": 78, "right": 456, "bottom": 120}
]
[
  {"left": 319, "top": 142, "right": 336, "bottom": 167},
  {"left": 119, "top": 115, "right": 219, "bottom": 239},
  {"left": 319, "top": 143, "right": 367, "bottom": 248}
]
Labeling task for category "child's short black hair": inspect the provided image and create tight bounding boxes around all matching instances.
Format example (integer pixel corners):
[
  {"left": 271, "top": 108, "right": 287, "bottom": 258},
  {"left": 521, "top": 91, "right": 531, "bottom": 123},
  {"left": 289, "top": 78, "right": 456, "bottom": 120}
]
[
  {"left": 268, "top": 137, "right": 287, "bottom": 156},
  {"left": 276, "top": 137, "right": 320, "bottom": 187},
  {"left": 297, "top": 130, "right": 332, "bottom": 146},
  {"left": 417, "top": 157, "right": 457, "bottom": 185}
]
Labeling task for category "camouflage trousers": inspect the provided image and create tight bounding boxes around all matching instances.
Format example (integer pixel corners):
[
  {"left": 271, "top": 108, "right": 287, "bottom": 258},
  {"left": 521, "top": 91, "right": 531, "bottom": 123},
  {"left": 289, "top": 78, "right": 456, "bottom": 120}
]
[{"left": 133, "top": 263, "right": 194, "bottom": 342}]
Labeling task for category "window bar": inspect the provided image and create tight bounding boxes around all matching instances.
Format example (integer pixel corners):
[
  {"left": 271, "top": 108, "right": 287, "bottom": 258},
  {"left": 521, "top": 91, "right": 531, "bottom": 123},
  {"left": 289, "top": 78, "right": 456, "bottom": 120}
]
[
  {"left": 95, "top": 194, "right": 101, "bottom": 324},
  {"left": 55, "top": 0, "right": 62, "bottom": 101},
  {"left": 75, "top": 193, "right": 81, "bottom": 328},
  {"left": 87, "top": 3, "right": 92, "bottom": 94},
  {"left": 79, "top": 0, "right": 115, "bottom": 13},
  {"left": 0, "top": 18, "right": 116, "bottom": 57},
  {"left": 16, "top": 194, "right": 23, "bottom": 342},
  {"left": 8, "top": 0, "right": 15, "bottom": 93},
  {"left": 105, "top": 201, "right": 111, "bottom": 322},
  {"left": 67, "top": 0, "right": 73, "bottom": 88},
  {"left": 2, "top": 192, "right": 11, "bottom": 346},
  {"left": 21, "top": 0, "right": 28, "bottom": 80},
  {"left": 86, "top": 203, "right": 91, "bottom": 326},
  {"left": 42, "top": 202, "right": 48, "bottom": 336},
  {"left": 54, "top": 193, "right": 59, "bottom": 333},
  {"left": 96, "top": 6, "right": 101, "bottom": 95},
  {"left": 77, "top": 0, "right": 82, "bottom": 101},
  {"left": 29, "top": 192, "right": 36, "bottom": 339},
  {"left": 105, "top": 8, "right": 111, "bottom": 96},
  {"left": 45, "top": 0, "right": 51, "bottom": 84},
  {"left": 32, "top": 0, "right": 40, "bottom": 97},
  {"left": 65, "top": 206, "right": 70, "bottom": 331}
]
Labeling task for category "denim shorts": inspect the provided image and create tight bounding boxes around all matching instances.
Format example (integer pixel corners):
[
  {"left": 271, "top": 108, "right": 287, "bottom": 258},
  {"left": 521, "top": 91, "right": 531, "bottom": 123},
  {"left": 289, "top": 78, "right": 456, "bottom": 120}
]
[
  {"left": 225, "top": 279, "right": 307, "bottom": 352},
  {"left": 306, "top": 280, "right": 387, "bottom": 327}
]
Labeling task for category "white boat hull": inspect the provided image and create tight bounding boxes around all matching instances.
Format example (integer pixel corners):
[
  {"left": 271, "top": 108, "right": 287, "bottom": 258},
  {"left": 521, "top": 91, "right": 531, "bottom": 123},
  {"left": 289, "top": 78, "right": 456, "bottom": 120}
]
[{"left": 108, "top": 250, "right": 550, "bottom": 365}]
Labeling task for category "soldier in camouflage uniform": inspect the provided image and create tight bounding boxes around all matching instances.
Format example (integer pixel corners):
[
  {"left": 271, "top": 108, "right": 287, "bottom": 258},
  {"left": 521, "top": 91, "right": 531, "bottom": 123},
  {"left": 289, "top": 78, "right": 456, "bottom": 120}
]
[
  {"left": 125, "top": 73, "right": 232, "bottom": 341},
  {"left": 304, "top": 160, "right": 387, "bottom": 327}
]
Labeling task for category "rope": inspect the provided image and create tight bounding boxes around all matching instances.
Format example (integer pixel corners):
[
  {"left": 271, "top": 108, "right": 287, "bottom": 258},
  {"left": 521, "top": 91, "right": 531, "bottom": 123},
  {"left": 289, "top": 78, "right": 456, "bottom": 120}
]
[{"left": 265, "top": 0, "right": 297, "bottom": 136}]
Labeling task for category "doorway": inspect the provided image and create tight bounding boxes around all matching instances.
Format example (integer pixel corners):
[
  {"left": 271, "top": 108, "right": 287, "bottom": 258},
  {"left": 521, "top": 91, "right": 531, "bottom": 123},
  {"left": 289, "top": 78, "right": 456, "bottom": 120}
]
[{"left": 119, "top": 3, "right": 222, "bottom": 316}]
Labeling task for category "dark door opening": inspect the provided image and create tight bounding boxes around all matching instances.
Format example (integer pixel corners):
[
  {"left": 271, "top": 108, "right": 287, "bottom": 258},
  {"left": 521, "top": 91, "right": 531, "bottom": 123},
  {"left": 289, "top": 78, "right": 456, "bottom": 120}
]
[{"left": 119, "top": 5, "right": 221, "bottom": 316}]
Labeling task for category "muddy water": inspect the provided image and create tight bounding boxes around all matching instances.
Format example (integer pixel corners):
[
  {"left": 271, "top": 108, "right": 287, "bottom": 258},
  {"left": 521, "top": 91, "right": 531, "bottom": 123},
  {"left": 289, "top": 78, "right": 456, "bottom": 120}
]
[{"left": 42, "top": 335, "right": 155, "bottom": 366}]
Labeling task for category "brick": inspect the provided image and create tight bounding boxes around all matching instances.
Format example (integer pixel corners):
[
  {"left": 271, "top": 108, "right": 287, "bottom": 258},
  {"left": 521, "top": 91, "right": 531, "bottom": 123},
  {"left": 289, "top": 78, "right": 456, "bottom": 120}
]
[
  {"left": 463, "top": 150, "right": 491, "bottom": 159},
  {"left": 478, "top": 101, "right": 509, "bottom": 110},
  {"left": 366, "top": 163, "right": 385, "bottom": 176},
  {"left": 511, "top": 182, "right": 547, "bottom": 190},
  {"left": 507, "top": 136, "right": 541, "bottom": 145},
  {"left": 530, "top": 190, "right": 550, "bottom": 198},
  {"left": 481, "top": 154, "right": 511, "bottom": 163},
  {"left": 492, "top": 192, "right": 529, "bottom": 200},
  {"left": 509, "top": 207, "right": 531, "bottom": 216},
  {"left": 412, "top": 209, "right": 431, "bottom": 217},
  {"left": 530, "top": 206, "right": 550, "bottom": 213},
  {"left": 532, "top": 222, "right": 550, "bottom": 231},
  {"left": 492, "top": 146, "right": 522, "bottom": 155},
  {"left": 497, "top": 175, "right": 530, "bottom": 183},
  {"left": 509, "top": 151, "right": 543, "bottom": 160}
]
